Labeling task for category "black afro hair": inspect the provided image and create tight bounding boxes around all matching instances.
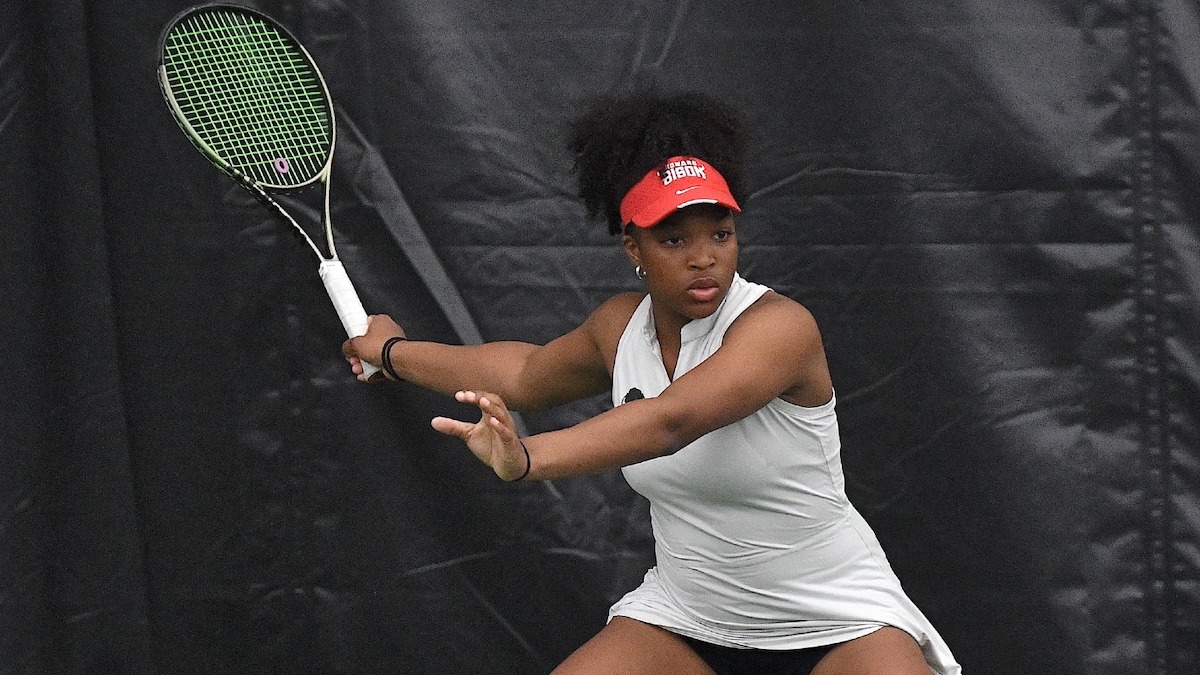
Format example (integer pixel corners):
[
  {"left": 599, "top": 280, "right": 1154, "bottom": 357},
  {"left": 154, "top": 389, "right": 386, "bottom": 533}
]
[{"left": 568, "top": 90, "right": 748, "bottom": 235}]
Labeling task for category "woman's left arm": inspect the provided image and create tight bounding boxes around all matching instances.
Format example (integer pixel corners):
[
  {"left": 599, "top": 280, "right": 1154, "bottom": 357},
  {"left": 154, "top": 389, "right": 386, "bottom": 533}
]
[{"left": 519, "top": 294, "right": 832, "bottom": 480}]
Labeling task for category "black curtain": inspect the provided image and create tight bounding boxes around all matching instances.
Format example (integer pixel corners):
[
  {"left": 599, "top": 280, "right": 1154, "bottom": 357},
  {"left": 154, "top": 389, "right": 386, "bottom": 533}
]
[{"left": 2, "top": 1, "right": 1197, "bottom": 673}]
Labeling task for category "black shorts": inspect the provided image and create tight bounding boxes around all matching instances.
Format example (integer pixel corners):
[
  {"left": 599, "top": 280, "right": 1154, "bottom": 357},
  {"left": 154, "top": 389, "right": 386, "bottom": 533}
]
[{"left": 680, "top": 636, "right": 837, "bottom": 675}]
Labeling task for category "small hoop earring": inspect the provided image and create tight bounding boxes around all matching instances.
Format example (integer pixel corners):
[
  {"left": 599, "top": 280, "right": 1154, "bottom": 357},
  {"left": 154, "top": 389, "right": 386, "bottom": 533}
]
[{"left": 635, "top": 265, "right": 646, "bottom": 280}]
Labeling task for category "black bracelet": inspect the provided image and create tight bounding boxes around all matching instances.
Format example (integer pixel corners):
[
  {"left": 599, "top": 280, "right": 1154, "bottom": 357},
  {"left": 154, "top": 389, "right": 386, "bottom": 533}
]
[
  {"left": 513, "top": 439, "right": 532, "bottom": 481},
  {"left": 380, "top": 336, "right": 407, "bottom": 381}
]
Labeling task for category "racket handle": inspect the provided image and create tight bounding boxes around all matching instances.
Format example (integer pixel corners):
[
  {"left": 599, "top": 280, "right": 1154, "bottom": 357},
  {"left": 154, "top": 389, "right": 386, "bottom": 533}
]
[{"left": 318, "top": 260, "right": 381, "bottom": 379}]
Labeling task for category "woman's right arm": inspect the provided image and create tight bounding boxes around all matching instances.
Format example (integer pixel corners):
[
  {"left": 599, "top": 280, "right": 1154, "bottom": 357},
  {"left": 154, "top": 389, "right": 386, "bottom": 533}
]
[{"left": 344, "top": 294, "right": 638, "bottom": 412}]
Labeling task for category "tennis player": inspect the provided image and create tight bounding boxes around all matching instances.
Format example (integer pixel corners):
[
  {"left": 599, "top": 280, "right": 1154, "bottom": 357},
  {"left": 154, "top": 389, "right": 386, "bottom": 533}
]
[{"left": 344, "top": 91, "right": 961, "bottom": 675}]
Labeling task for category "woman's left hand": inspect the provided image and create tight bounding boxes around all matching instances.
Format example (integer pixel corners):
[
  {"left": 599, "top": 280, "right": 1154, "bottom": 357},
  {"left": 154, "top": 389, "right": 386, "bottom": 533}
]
[{"left": 431, "top": 390, "right": 530, "bottom": 481}]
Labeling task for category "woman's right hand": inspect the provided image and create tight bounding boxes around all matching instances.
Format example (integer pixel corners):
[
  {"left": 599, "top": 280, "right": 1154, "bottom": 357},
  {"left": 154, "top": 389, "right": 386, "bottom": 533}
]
[{"left": 343, "top": 314, "right": 406, "bottom": 382}]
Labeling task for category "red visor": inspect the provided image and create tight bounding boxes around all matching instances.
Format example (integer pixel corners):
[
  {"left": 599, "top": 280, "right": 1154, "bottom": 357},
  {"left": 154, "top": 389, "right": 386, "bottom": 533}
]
[{"left": 619, "top": 156, "right": 741, "bottom": 229}]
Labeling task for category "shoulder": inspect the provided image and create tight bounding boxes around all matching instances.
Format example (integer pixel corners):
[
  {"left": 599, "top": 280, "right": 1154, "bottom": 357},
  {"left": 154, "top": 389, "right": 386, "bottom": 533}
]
[
  {"left": 581, "top": 291, "right": 644, "bottom": 360},
  {"left": 592, "top": 291, "right": 646, "bottom": 322},
  {"left": 731, "top": 291, "right": 821, "bottom": 338},
  {"left": 586, "top": 290, "right": 644, "bottom": 334},
  {"left": 724, "top": 290, "right": 826, "bottom": 359}
]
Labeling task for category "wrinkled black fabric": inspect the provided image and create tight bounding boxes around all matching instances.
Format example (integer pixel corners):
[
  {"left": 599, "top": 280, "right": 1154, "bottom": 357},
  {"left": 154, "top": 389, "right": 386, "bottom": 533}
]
[{"left": 2, "top": 1, "right": 1197, "bottom": 673}]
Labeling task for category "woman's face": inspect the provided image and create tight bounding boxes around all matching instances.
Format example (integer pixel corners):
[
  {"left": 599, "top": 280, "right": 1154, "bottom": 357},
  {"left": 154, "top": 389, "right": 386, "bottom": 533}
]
[{"left": 622, "top": 203, "right": 739, "bottom": 330}]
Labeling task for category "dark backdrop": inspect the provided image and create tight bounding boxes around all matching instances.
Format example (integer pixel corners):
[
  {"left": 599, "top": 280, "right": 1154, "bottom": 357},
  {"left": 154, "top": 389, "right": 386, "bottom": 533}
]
[{"left": 2, "top": 1, "right": 1197, "bottom": 673}]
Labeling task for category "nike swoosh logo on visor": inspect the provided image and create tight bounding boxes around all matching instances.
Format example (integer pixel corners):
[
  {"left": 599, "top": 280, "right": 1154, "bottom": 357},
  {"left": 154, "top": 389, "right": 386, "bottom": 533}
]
[{"left": 675, "top": 186, "right": 701, "bottom": 195}]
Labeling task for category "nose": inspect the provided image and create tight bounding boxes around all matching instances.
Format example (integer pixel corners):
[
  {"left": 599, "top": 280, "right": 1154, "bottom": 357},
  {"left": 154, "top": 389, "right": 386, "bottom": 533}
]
[{"left": 689, "top": 241, "right": 716, "bottom": 270}]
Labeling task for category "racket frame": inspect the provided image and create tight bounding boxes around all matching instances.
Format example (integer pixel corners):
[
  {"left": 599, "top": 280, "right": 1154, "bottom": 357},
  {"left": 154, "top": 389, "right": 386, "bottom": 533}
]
[
  {"left": 157, "top": 2, "right": 337, "bottom": 260},
  {"left": 157, "top": 3, "right": 379, "bottom": 378}
]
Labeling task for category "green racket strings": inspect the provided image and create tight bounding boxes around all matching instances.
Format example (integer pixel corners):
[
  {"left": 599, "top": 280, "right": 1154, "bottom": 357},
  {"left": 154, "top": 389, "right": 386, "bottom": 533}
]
[{"left": 163, "top": 9, "right": 331, "bottom": 187}]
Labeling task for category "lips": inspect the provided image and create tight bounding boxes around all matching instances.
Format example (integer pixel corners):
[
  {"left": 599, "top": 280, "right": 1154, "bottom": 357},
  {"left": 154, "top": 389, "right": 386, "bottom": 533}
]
[{"left": 687, "top": 277, "right": 721, "bottom": 302}]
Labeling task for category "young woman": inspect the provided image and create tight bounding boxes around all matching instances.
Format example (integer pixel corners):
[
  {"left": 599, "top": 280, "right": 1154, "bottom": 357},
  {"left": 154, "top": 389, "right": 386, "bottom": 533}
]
[{"left": 343, "top": 91, "right": 961, "bottom": 675}]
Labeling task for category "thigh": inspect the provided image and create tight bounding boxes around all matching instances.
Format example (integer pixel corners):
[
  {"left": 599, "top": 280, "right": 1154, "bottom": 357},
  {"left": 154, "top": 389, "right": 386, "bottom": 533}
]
[
  {"left": 811, "top": 626, "right": 931, "bottom": 675},
  {"left": 552, "top": 617, "right": 715, "bottom": 675}
]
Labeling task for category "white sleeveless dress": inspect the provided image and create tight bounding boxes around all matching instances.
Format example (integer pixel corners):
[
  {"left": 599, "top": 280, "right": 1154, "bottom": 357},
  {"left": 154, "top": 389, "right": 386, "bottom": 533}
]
[{"left": 607, "top": 274, "right": 961, "bottom": 674}]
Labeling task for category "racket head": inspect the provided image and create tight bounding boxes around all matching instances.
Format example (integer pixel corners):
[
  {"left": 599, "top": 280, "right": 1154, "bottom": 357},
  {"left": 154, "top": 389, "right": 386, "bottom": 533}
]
[{"left": 158, "top": 3, "right": 335, "bottom": 191}]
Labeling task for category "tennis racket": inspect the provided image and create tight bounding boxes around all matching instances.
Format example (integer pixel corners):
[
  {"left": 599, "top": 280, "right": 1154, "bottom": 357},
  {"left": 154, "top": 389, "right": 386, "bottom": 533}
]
[{"left": 157, "top": 3, "right": 380, "bottom": 379}]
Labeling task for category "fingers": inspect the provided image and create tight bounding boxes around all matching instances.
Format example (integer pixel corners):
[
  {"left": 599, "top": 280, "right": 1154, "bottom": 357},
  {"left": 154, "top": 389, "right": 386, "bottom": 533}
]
[
  {"left": 431, "top": 416, "right": 475, "bottom": 439},
  {"left": 342, "top": 353, "right": 380, "bottom": 384},
  {"left": 454, "top": 391, "right": 514, "bottom": 430},
  {"left": 431, "top": 391, "right": 517, "bottom": 442},
  {"left": 342, "top": 335, "right": 373, "bottom": 364},
  {"left": 453, "top": 390, "right": 507, "bottom": 410}
]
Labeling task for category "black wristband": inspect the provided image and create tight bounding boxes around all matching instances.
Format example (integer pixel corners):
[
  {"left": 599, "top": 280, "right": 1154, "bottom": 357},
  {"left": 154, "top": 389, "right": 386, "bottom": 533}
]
[
  {"left": 513, "top": 440, "right": 532, "bottom": 481},
  {"left": 380, "top": 336, "right": 407, "bottom": 381}
]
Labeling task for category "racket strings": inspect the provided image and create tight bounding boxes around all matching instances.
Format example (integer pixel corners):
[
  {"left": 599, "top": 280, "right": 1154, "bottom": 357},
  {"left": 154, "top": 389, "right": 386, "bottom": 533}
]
[{"left": 163, "top": 8, "right": 332, "bottom": 187}]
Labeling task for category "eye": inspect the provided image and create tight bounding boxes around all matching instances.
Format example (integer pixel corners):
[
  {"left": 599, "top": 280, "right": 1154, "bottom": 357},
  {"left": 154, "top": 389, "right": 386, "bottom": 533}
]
[{"left": 713, "top": 229, "right": 733, "bottom": 241}]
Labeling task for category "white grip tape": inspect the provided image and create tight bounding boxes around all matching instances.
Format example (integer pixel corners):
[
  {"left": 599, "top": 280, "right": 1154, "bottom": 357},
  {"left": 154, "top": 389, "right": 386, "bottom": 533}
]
[{"left": 318, "top": 260, "right": 380, "bottom": 379}]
